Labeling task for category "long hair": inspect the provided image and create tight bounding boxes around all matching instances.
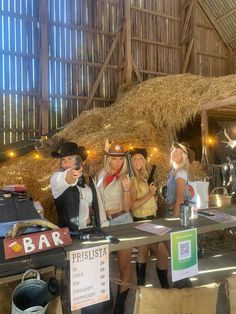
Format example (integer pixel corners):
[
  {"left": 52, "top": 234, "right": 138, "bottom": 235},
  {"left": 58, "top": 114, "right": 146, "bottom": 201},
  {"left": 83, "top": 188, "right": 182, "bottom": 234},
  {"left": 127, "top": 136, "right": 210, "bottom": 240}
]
[
  {"left": 171, "top": 150, "right": 190, "bottom": 174},
  {"left": 104, "top": 155, "right": 128, "bottom": 177},
  {"left": 131, "top": 156, "right": 148, "bottom": 182}
]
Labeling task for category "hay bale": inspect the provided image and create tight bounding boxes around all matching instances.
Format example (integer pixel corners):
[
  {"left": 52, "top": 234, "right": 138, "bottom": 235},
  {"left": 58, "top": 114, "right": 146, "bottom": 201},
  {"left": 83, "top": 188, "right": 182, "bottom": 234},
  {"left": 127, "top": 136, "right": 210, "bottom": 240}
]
[{"left": 2, "top": 73, "right": 236, "bottom": 222}]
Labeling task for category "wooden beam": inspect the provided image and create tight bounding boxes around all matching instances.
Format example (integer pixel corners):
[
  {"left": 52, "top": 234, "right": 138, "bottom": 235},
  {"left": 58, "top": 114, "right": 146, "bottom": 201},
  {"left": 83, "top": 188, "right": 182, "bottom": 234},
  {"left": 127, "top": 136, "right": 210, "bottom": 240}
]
[
  {"left": 192, "top": 0, "right": 198, "bottom": 74},
  {"left": 201, "top": 110, "right": 209, "bottom": 165},
  {"left": 197, "top": 0, "right": 231, "bottom": 50},
  {"left": 182, "top": 38, "right": 194, "bottom": 72},
  {"left": 131, "top": 6, "right": 181, "bottom": 22},
  {"left": 48, "top": 57, "right": 117, "bottom": 69},
  {"left": 138, "top": 69, "right": 169, "bottom": 76},
  {"left": 226, "top": 34, "right": 236, "bottom": 44},
  {"left": 132, "top": 58, "right": 142, "bottom": 83},
  {"left": 132, "top": 37, "right": 181, "bottom": 50},
  {"left": 201, "top": 95, "right": 236, "bottom": 111},
  {"left": 180, "top": 0, "right": 194, "bottom": 43},
  {"left": 39, "top": 0, "right": 49, "bottom": 136},
  {"left": 84, "top": 31, "right": 120, "bottom": 110},
  {"left": 49, "top": 21, "right": 116, "bottom": 37},
  {"left": 197, "top": 51, "right": 227, "bottom": 60},
  {"left": 50, "top": 94, "right": 115, "bottom": 102},
  {"left": 215, "top": 7, "right": 236, "bottom": 23},
  {"left": 124, "top": 0, "right": 132, "bottom": 84}
]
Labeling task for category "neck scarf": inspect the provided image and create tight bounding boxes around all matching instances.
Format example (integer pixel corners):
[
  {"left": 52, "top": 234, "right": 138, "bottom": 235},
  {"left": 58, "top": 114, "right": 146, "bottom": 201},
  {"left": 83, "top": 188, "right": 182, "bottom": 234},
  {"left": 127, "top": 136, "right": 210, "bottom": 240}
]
[{"left": 103, "top": 170, "right": 120, "bottom": 188}]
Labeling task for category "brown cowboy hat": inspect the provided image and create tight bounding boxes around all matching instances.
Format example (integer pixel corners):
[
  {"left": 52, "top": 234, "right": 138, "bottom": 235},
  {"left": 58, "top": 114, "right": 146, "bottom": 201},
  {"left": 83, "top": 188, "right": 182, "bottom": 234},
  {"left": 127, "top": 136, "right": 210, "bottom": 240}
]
[{"left": 105, "top": 142, "right": 125, "bottom": 157}]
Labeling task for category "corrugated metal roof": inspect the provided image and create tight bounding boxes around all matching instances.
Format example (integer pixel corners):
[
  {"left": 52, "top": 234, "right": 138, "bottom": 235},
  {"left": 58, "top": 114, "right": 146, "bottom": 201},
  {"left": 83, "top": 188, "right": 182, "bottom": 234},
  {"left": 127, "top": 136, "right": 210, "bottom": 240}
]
[{"left": 199, "top": 0, "right": 236, "bottom": 48}]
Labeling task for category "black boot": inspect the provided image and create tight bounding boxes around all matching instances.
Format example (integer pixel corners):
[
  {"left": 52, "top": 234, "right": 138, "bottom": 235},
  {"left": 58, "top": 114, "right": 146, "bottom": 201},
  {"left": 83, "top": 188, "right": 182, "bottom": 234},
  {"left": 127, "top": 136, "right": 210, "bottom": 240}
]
[
  {"left": 113, "top": 288, "right": 129, "bottom": 314},
  {"left": 156, "top": 268, "right": 169, "bottom": 289},
  {"left": 136, "top": 262, "right": 146, "bottom": 286}
]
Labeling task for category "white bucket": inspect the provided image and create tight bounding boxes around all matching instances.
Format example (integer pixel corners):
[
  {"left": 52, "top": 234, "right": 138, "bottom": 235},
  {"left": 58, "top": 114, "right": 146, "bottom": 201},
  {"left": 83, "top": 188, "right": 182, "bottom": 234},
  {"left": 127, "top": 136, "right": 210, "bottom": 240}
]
[{"left": 12, "top": 269, "right": 48, "bottom": 314}]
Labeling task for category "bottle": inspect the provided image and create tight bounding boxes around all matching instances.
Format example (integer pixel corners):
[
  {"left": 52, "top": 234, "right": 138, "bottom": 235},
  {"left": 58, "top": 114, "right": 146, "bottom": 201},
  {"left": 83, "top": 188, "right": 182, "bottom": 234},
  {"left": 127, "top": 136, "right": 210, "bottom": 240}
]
[{"left": 180, "top": 202, "right": 191, "bottom": 227}]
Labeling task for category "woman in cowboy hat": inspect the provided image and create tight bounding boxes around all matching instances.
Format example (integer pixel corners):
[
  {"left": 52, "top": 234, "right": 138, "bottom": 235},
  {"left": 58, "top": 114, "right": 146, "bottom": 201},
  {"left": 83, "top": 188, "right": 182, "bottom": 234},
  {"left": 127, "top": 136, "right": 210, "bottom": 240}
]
[
  {"left": 165, "top": 142, "right": 195, "bottom": 217},
  {"left": 50, "top": 141, "right": 108, "bottom": 314},
  {"left": 156, "top": 141, "right": 195, "bottom": 288},
  {"left": 97, "top": 141, "right": 133, "bottom": 314},
  {"left": 50, "top": 141, "right": 108, "bottom": 232},
  {"left": 129, "top": 147, "right": 160, "bottom": 287}
]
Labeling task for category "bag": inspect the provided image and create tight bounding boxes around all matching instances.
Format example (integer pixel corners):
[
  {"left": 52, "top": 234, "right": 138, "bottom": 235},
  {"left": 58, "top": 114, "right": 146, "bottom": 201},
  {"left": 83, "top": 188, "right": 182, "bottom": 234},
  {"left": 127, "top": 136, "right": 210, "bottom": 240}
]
[{"left": 188, "top": 180, "right": 209, "bottom": 209}]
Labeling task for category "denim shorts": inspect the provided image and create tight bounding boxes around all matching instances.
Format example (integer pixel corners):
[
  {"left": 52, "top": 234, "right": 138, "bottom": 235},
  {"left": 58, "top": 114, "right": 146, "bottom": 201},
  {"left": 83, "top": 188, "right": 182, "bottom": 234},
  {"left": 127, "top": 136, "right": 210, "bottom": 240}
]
[{"left": 109, "top": 212, "right": 133, "bottom": 226}]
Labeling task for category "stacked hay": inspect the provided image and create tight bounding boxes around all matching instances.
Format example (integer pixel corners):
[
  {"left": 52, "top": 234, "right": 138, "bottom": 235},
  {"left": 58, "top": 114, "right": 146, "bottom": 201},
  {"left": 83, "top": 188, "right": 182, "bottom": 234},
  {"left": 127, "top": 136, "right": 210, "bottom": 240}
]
[{"left": 1, "top": 73, "right": 236, "bottom": 223}]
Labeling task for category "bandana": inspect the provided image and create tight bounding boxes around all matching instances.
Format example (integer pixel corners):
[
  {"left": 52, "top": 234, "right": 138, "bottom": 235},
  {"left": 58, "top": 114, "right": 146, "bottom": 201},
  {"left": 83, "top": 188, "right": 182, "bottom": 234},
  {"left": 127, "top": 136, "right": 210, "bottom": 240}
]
[{"left": 103, "top": 171, "right": 120, "bottom": 188}]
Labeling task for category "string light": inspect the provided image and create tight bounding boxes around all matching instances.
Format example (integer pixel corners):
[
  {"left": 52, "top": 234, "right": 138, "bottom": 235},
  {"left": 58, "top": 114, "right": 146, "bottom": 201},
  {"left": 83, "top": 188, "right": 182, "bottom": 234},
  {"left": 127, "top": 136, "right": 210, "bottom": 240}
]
[
  {"left": 153, "top": 147, "right": 157, "bottom": 152},
  {"left": 8, "top": 151, "right": 16, "bottom": 158},
  {"left": 87, "top": 150, "right": 90, "bottom": 155},
  {"left": 206, "top": 136, "right": 216, "bottom": 146}
]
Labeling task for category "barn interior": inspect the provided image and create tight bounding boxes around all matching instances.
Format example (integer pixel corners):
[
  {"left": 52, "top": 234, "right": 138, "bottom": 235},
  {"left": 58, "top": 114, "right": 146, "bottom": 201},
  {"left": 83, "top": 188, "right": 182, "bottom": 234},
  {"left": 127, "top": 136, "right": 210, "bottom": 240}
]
[{"left": 1, "top": 1, "right": 236, "bottom": 313}]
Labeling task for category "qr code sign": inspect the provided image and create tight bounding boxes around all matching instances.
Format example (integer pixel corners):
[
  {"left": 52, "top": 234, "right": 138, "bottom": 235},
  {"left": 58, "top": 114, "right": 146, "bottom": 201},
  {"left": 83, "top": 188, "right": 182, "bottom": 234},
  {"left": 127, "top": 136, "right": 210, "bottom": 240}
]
[{"left": 178, "top": 240, "right": 191, "bottom": 261}]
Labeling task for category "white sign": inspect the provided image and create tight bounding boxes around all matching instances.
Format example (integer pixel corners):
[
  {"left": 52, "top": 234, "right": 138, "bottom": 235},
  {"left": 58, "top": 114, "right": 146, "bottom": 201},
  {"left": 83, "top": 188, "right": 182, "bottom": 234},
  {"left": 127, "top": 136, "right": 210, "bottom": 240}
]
[{"left": 70, "top": 245, "right": 110, "bottom": 311}]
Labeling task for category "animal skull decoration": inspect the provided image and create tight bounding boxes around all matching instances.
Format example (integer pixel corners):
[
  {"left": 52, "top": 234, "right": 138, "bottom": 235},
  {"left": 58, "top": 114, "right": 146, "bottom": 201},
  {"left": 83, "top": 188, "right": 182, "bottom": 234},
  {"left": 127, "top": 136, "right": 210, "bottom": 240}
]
[{"left": 222, "top": 128, "right": 236, "bottom": 149}]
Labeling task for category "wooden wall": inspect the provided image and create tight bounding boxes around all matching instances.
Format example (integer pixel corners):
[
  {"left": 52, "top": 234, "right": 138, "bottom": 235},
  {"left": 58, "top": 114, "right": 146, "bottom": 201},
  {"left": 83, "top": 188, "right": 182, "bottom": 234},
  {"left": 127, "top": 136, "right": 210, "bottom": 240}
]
[
  {"left": 181, "top": 0, "right": 228, "bottom": 76},
  {"left": 0, "top": 1, "right": 40, "bottom": 145},
  {"left": 0, "top": 0, "right": 233, "bottom": 146},
  {"left": 195, "top": 2, "right": 228, "bottom": 76}
]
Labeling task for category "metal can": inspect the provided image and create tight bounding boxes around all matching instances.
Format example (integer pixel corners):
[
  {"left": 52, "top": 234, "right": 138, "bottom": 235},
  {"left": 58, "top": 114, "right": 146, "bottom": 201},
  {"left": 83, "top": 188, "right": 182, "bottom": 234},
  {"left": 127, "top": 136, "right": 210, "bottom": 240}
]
[{"left": 180, "top": 203, "right": 191, "bottom": 227}]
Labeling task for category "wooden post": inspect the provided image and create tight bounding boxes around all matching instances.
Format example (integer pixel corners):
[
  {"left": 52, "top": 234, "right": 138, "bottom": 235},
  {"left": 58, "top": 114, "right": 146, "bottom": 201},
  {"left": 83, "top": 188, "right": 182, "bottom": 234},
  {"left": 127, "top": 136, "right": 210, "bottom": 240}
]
[
  {"left": 192, "top": 0, "right": 198, "bottom": 74},
  {"left": 124, "top": 0, "right": 132, "bottom": 84},
  {"left": 39, "top": 0, "right": 49, "bottom": 136},
  {"left": 201, "top": 110, "right": 209, "bottom": 165},
  {"left": 180, "top": 0, "right": 194, "bottom": 73}
]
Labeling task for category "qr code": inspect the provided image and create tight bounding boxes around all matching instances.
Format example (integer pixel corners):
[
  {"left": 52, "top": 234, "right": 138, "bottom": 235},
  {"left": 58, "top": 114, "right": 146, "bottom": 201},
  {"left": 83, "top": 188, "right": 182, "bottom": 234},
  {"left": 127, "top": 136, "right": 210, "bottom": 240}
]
[{"left": 178, "top": 240, "right": 191, "bottom": 261}]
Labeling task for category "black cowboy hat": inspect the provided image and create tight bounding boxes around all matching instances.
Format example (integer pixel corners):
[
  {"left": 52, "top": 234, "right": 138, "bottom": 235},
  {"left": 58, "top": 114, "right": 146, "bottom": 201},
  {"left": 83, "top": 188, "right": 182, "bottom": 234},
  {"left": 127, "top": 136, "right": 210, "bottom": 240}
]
[
  {"left": 172, "top": 142, "right": 195, "bottom": 164},
  {"left": 51, "top": 142, "right": 88, "bottom": 161},
  {"left": 130, "top": 147, "right": 147, "bottom": 159}
]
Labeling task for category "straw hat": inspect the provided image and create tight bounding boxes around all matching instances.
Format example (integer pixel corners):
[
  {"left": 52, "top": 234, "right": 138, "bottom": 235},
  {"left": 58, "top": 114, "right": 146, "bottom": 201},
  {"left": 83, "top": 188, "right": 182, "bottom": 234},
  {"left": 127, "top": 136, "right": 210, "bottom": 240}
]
[{"left": 172, "top": 142, "right": 195, "bottom": 164}]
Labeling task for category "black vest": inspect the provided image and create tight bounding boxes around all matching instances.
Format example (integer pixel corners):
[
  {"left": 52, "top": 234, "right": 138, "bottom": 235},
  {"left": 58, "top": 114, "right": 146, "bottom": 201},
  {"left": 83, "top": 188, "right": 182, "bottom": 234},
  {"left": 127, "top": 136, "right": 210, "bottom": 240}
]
[{"left": 54, "top": 176, "right": 101, "bottom": 232}]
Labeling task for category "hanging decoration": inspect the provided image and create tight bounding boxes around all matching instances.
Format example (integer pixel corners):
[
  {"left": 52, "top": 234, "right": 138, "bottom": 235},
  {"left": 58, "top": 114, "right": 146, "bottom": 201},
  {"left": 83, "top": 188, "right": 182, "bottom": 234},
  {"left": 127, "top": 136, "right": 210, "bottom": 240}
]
[{"left": 222, "top": 128, "right": 236, "bottom": 149}]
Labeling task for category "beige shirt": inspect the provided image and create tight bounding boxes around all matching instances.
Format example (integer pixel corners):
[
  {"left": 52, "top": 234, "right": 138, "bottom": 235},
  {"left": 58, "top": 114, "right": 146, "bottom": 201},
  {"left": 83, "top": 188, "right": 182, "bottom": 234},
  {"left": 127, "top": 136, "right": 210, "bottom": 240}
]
[{"left": 97, "top": 170, "right": 124, "bottom": 212}]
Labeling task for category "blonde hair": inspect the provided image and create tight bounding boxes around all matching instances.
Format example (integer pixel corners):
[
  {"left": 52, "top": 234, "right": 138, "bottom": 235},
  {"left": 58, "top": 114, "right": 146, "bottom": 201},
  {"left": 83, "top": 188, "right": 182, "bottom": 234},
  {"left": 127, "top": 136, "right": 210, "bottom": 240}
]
[
  {"left": 171, "top": 149, "right": 190, "bottom": 174},
  {"left": 104, "top": 155, "right": 128, "bottom": 176},
  {"left": 131, "top": 155, "right": 148, "bottom": 182}
]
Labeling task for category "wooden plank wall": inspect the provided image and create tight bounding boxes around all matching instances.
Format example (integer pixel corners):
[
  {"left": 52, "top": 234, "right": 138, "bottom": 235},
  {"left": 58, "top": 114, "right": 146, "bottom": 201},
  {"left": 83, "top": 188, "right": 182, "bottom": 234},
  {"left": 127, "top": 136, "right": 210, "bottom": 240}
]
[
  {"left": 0, "top": 0, "right": 233, "bottom": 145},
  {"left": 0, "top": 0, "right": 40, "bottom": 145},
  {"left": 131, "top": 0, "right": 181, "bottom": 80},
  {"left": 47, "top": 0, "right": 121, "bottom": 131},
  {"left": 192, "top": 3, "right": 228, "bottom": 76}
]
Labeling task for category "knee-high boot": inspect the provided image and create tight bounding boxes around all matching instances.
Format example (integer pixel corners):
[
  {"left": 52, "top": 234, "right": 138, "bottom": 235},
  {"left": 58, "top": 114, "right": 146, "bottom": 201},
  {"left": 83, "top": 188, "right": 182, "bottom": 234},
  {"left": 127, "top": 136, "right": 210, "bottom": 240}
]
[
  {"left": 156, "top": 268, "right": 169, "bottom": 289},
  {"left": 113, "top": 287, "right": 129, "bottom": 314},
  {"left": 136, "top": 262, "right": 146, "bottom": 286}
]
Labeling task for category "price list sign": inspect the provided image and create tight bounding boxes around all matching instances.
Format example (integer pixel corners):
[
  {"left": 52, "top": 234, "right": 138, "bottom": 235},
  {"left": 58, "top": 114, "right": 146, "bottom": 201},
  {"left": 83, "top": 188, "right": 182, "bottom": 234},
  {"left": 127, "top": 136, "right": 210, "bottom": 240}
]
[{"left": 70, "top": 245, "right": 109, "bottom": 311}]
